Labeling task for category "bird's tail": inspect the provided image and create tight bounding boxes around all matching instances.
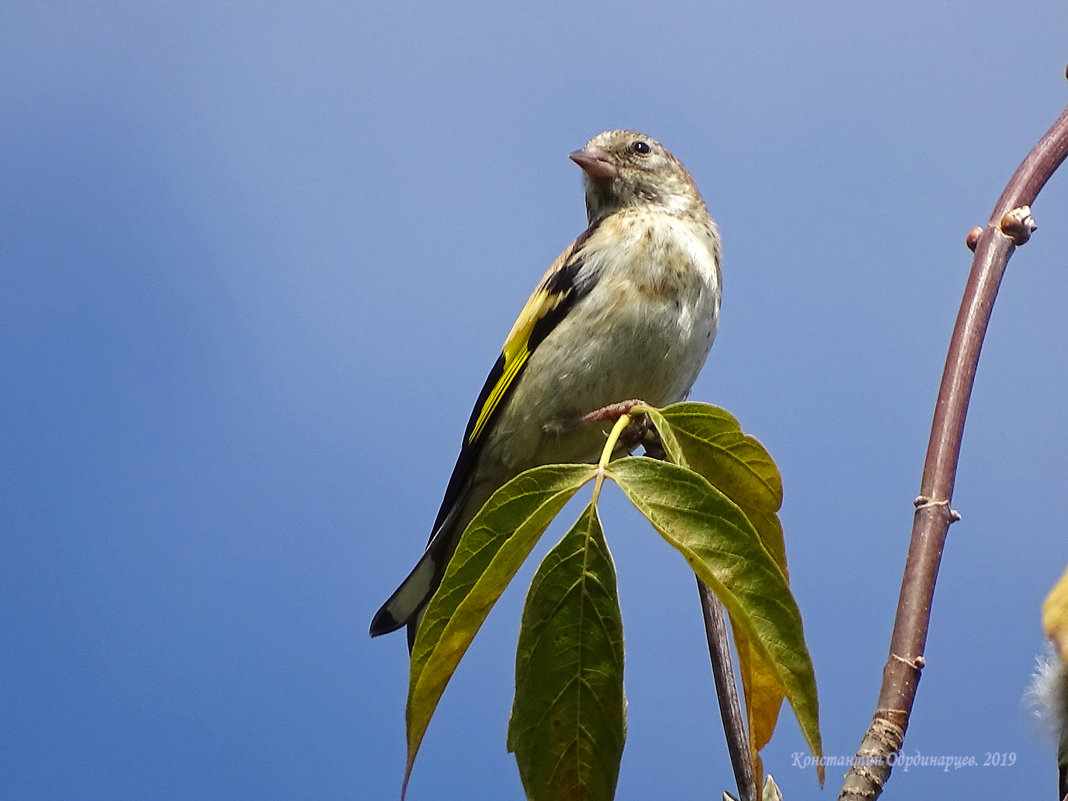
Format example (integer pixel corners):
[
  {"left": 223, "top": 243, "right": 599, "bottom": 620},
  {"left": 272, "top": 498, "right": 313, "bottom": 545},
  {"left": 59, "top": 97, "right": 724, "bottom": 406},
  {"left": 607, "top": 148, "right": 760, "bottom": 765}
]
[{"left": 369, "top": 501, "right": 467, "bottom": 651}]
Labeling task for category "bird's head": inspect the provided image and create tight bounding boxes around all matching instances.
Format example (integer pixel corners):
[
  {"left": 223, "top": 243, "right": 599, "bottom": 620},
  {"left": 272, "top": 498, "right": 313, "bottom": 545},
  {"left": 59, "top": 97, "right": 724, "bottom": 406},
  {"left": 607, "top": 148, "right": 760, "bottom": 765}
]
[{"left": 569, "top": 130, "right": 705, "bottom": 223}]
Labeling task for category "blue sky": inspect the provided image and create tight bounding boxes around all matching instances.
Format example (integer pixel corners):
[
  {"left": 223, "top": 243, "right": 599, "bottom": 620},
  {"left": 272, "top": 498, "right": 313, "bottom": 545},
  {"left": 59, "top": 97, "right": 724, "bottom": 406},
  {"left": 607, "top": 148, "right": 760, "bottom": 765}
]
[{"left": 3, "top": 3, "right": 1068, "bottom": 799}]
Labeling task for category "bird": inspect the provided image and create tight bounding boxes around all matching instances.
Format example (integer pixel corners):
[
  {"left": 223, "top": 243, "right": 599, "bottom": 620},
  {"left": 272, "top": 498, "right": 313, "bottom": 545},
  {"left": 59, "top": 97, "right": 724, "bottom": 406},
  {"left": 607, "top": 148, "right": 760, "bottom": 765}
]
[{"left": 370, "top": 130, "right": 723, "bottom": 650}]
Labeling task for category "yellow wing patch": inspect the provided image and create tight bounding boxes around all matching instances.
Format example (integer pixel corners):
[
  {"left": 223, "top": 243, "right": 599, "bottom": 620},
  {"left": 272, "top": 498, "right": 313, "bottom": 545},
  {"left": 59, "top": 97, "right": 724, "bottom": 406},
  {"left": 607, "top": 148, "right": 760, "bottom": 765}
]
[{"left": 467, "top": 248, "right": 579, "bottom": 445}]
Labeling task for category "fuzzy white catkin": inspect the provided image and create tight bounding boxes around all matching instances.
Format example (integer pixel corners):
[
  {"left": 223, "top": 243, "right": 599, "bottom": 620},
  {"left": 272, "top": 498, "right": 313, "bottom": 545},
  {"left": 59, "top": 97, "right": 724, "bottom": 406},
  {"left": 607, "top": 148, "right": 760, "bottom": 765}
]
[
  {"left": 1029, "top": 646, "right": 1068, "bottom": 731},
  {"left": 1027, "top": 645, "right": 1068, "bottom": 800}
]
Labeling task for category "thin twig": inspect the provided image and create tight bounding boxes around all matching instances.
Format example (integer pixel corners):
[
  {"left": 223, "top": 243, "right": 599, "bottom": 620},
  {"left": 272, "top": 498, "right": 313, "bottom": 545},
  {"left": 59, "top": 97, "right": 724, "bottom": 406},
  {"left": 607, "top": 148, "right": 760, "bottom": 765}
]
[
  {"left": 839, "top": 93, "right": 1068, "bottom": 800},
  {"left": 698, "top": 577, "right": 757, "bottom": 801}
]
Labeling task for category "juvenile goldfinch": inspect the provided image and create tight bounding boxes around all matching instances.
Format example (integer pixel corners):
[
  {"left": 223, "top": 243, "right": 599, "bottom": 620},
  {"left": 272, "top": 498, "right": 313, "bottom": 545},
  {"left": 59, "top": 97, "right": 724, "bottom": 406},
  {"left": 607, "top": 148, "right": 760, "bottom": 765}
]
[{"left": 370, "top": 130, "right": 723, "bottom": 648}]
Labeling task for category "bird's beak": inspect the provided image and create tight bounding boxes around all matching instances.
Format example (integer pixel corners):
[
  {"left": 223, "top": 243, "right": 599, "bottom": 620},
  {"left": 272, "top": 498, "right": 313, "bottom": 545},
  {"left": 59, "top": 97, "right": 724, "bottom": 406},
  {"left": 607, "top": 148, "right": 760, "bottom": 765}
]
[{"left": 569, "top": 145, "right": 618, "bottom": 180}]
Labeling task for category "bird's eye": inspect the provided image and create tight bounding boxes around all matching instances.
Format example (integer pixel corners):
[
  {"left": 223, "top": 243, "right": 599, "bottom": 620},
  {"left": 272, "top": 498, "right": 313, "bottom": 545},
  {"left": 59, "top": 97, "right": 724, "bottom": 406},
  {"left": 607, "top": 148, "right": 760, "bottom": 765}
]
[{"left": 631, "top": 140, "right": 651, "bottom": 154}]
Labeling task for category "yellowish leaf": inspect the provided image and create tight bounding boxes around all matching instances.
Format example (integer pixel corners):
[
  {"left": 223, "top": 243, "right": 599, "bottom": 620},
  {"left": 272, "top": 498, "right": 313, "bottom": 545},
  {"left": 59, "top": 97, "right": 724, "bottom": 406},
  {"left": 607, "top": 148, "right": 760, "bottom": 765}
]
[{"left": 1043, "top": 565, "right": 1068, "bottom": 662}]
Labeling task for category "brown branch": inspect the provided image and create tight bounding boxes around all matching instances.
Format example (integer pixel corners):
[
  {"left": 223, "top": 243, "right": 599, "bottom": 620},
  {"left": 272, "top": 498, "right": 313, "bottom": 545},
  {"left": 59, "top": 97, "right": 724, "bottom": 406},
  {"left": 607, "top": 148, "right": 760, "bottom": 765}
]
[
  {"left": 697, "top": 578, "right": 757, "bottom": 801},
  {"left": 839, "top": 90, "right": 1068, "bottom": 800}
]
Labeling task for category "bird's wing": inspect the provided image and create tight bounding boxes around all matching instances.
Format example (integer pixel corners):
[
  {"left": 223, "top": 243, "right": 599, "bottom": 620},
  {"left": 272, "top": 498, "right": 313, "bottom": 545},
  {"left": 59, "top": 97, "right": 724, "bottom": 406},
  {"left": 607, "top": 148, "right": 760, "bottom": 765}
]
[
  {"left": 428, "top": 220, "right": 601, "bottom": 536},
  {"left": 368, "top": 223, "right": 602, "bottom": 642}
]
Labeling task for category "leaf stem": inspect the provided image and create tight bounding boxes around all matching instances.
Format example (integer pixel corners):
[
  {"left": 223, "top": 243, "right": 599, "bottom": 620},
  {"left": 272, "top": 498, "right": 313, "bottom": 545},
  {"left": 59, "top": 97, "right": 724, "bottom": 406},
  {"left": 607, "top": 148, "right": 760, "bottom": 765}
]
[{"left": 592, "top": 413, "right": 631, "bottom": 503}]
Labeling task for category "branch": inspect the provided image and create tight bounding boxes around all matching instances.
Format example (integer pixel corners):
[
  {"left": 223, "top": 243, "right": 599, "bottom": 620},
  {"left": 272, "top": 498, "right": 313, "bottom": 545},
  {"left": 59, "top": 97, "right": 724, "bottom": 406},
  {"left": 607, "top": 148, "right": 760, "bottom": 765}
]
[
  {"left": 698, "top": 579, "right": 757, "bottom": 801},
  {"left": 839, "top": 85, "right": 1068, "bottom": 800}
]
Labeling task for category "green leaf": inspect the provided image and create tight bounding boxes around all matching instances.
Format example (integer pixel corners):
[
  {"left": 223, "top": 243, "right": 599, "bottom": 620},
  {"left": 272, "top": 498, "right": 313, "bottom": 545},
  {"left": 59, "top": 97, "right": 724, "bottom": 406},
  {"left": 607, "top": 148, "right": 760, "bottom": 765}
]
[
  {"left": 737, "top": 506, "right": 787, "bottom": 579},
  {"left": 637, "top": 406, "right": 687, "bottom": 467},
  {"left": 634, "top": 404, "right": 794, "bottom": 784},
  {"left": 607, "top": 456, "right": 823, "bottom": 784},
  {"left": 655, "top": 402, "right": 783, "bottom": 513},
  {"left": 643, "top": 403, "right": 787, "bottom": 571},
  {"left": 647, "top": 401, "right": 791, "bottom": 779},
  {"left": 508, "top": 503, "right": 625, "bottom": 801},
  {"left": 405, "top": 464, "right": 596, "bottom": 794}
]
